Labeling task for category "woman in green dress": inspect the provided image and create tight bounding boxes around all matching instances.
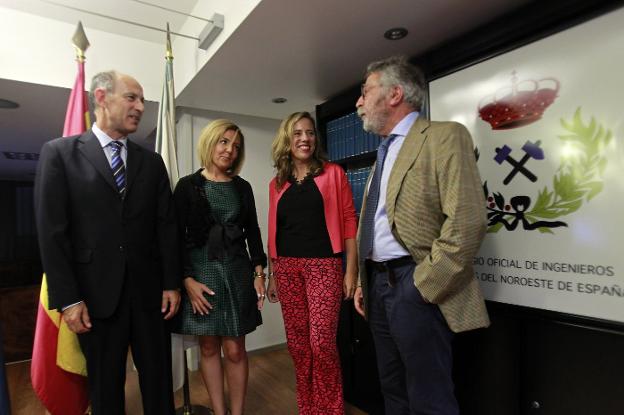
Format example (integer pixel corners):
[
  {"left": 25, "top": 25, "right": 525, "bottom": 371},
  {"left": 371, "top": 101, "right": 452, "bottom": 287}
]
[{"left": 173, "top": 119, "right": 267, "bottom": 415}]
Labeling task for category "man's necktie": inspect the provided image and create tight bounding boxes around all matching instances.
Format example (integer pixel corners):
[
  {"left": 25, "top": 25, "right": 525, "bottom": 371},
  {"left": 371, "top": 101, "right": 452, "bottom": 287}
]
[
  {"left": 359, "top": 134, "right": 397, "bottom": 260},
  {"left": 110, "top": 141, "right": 126, "bottom": 196}
]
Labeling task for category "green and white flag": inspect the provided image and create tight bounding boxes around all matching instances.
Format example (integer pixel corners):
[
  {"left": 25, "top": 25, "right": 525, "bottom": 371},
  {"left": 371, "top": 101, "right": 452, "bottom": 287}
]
[{"left": 155, "top": 23, "right": 179, "bottom": 190}]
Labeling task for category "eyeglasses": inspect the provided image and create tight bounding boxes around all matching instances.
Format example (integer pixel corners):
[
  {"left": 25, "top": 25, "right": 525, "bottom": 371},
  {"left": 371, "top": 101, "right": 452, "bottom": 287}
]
[{"left": 360, "top": 83, "right": 381, "bottom": 99}]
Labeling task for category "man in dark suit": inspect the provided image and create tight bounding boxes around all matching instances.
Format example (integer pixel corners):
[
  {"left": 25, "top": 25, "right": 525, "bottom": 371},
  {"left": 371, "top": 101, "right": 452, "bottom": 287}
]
[
  {"left": 34, "top": 70, "right": 180, "bottom": 414},
  {"left": 354, "top": 56, "right": 489, "bottom": 414}
]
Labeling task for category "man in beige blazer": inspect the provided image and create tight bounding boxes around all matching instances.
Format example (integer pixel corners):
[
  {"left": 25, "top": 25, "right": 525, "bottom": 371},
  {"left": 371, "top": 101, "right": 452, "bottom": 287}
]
[{"left": 353, "top": 56, "right": 489, "bottom": 415}]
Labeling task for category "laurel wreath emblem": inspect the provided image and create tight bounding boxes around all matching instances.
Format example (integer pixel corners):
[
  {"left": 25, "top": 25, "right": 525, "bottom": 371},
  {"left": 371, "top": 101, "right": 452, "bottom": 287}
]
[{"left": 484, "top": 107, "right": 611, "bottom": 233}]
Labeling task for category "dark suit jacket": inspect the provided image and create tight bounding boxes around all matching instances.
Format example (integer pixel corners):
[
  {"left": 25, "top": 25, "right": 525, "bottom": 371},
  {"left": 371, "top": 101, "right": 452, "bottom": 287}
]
[{"left": 34, "top": 130, "right": 179, "bottom": 319}]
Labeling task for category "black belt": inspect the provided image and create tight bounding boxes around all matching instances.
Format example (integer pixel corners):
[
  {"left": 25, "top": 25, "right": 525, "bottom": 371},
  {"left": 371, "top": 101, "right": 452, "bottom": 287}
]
[{"left": 366, "top": 256, "right": 415, "bottom": 287}]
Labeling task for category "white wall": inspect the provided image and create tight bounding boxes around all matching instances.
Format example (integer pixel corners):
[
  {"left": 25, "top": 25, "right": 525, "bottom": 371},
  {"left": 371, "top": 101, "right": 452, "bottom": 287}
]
[
  {"left": 176, "top": 107, "right": 286, "bottom": 350},
  {"left": 0, "top": 7, "right": 170, "bottom": 101},
  {"left": 0, "top": 2, "right": 263, "bottom": 103}
]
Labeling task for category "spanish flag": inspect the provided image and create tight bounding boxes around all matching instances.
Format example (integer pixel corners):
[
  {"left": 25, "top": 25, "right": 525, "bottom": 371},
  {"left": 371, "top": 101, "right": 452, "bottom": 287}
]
[{"left": 31, "top": 23, "right": 90, "bottom": 414}]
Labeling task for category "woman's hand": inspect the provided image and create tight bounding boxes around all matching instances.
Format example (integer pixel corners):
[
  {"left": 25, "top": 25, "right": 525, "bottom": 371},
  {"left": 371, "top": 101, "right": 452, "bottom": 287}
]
[
  {"left": 267, "top": 276, "right": 279, "bottom": 303},
  {"left": 343, "top": 269, "right": 357, "bottom": 300},
  {"left": 254, "top": 276, "right": 267, "bottom": 310},
  {"left": 343, "top": 238, "right": 358, "bottom": 300},
  {"left": 183, "top": 277, "right": 214, "bottom": 315}
]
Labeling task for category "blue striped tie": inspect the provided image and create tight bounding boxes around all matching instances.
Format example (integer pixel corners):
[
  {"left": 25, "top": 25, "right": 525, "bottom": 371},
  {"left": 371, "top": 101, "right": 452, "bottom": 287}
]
[
  {"left": 359, "top": 134, "right": 397, "bottom": 260},
  {"left": 109, "top": 141, "right": 126, "bottom": 196}
]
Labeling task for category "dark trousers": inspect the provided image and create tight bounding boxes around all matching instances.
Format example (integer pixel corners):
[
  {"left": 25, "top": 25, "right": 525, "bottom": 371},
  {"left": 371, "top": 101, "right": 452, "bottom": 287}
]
[
  {"left": 78, "top": 278, "right": 174, "bottom": 415},
  {"left": 368, "top": 259, "right": 458, "bottom": 415}
]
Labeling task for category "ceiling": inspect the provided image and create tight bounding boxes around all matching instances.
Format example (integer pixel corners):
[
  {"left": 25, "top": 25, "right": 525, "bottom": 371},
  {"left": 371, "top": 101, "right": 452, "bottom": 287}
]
[
  {"left": 176, "top": 0, "right": 531, "bottom": 119},
  {"left": 0, "top": 0, "right": 201, "bottom": 43},
  {"left": 0, "top": 0, "right": 531, "bottom": 180}
]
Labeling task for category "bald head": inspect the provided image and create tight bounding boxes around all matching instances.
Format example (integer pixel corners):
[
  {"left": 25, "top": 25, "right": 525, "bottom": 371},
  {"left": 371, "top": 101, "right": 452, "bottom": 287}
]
[{"left": 90, "top": 70, "right": 145, "bottom": 139}]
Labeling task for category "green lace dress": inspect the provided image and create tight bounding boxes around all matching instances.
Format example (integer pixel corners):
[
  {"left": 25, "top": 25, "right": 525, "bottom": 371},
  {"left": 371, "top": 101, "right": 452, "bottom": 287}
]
[{"left": 177, "top": 180, "right": 261, "bottom": 337}]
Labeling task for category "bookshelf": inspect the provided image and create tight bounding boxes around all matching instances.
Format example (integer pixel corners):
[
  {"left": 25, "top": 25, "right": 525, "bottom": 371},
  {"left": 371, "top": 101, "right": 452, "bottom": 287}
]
[{"left": 316, "top": 93, "right": 385, "bottom": 414}]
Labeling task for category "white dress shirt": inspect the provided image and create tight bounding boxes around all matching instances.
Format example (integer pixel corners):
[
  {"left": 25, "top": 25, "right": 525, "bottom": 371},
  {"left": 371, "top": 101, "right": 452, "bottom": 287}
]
[
  {"left": 370, "top": 111, "right": 419, "bottom": 261},
  {"left": 92, "top": 123, "right": 128, "bottom": 166}
]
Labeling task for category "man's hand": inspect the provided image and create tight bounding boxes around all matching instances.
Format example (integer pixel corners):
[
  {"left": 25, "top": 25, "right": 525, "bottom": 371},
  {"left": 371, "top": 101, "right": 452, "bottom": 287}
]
[
  {"left": 62, "top": 302, "right": 92, "bottom": 333},
  {"left": 161, "top": 290, "right": 181, "bottom": 320},
  {"left": 354, "top": 287, "right": 366, "bottom": 318}
]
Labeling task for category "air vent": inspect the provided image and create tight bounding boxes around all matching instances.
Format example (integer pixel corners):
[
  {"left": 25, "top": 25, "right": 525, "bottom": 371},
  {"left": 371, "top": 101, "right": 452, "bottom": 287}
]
[{"left": 3, "top": 151, "right": 39, "bottom": 161}]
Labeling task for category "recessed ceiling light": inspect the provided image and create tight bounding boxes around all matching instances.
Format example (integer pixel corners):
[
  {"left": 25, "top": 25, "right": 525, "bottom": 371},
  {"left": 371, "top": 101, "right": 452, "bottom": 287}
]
[
  {"left": 384, "top": 27, "right": 408, "bottom": 40},
  {"left": 0, "top": 99, "right": 19, "bottom": 109},
  {"left": 272, "top": 97, "right": 287, "bottom": 104}
]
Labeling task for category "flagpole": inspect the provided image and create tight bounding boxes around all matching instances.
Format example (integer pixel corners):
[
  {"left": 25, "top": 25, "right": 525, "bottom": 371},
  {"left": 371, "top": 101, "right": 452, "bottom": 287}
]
[
  {"left": 176, "top": 351, "right": 213, "bottom": 415},
  {"left": 155, "top": 23, "right": 211, "bottom": 415}
]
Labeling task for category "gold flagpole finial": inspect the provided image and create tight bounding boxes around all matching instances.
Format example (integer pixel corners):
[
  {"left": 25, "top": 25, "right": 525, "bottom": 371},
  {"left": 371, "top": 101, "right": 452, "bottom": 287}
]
[
  {"left": 72, "top": 21, "right": 90, "bottom": 62},
  {"left": 165, "top": 23, "right": 173, "bottom": 61}
]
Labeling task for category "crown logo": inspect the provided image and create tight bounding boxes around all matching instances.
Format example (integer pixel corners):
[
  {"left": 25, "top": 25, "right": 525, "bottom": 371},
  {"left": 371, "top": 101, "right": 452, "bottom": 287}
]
[{"left": 478, "top": 71, "right": 560, "bottom": 130}]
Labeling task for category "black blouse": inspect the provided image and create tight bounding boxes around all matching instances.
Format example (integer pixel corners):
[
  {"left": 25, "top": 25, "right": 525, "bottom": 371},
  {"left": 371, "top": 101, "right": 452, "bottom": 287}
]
[
  {"left": 276, "top": 176, "right": 335, "bottom": 258},
  {"left": 173, "top": 169, "right": 267, "bottom": 276}
]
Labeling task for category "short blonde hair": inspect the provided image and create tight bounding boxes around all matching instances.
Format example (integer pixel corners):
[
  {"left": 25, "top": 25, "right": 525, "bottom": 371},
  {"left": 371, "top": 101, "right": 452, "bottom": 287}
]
[
  {"left": 271, "top": 111, "right": 327, "bottom": 190},
  {"left": 197, "top": 119, "right": 245, "bottom": 176}
]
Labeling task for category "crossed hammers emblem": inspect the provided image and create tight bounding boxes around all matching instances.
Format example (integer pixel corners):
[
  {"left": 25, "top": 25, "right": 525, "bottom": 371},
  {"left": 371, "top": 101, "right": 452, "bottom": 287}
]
[{"left": 494, "top": 140, "right": 544, "bottom": 185}]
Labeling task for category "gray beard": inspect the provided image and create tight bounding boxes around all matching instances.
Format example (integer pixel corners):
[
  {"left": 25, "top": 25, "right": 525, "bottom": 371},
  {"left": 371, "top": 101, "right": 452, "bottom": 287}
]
[{"left": 362, "top": 113, "right": 387, "bottom": 136}]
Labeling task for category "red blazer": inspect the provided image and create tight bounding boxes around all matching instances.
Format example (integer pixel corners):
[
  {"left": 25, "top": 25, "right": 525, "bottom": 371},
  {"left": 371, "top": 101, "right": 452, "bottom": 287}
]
[{"left": 268, "top": 162, "right": 357, "bottom": 260}]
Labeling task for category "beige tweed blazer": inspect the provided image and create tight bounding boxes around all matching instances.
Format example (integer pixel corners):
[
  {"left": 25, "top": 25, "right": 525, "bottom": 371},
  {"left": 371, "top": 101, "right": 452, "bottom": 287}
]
[{"left": 357, "top": 117, "right": 490, "bottom": 333}]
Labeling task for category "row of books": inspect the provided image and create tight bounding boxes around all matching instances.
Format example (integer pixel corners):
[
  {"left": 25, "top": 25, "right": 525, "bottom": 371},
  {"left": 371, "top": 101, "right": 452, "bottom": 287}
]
[
  {"left": 326, "top": 111, "right": 383, "bottom": 161},
  {"left": 346, "top": 166, "right": 372, "bottom": 214}
]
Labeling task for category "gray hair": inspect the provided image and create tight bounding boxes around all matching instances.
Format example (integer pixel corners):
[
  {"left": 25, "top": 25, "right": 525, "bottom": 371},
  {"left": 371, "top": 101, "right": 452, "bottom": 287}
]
[
  {"left": 365, "top": 56, "right": 426, "bottom": 111},
  {"left": 89, "top": 70, "right": 118, "bottom": 109}
]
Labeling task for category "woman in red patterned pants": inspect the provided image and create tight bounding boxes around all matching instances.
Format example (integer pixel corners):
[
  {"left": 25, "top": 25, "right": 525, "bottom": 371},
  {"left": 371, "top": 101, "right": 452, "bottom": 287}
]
[{"left": 267, "top": 112, "right": 358, "bottom": 415}]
